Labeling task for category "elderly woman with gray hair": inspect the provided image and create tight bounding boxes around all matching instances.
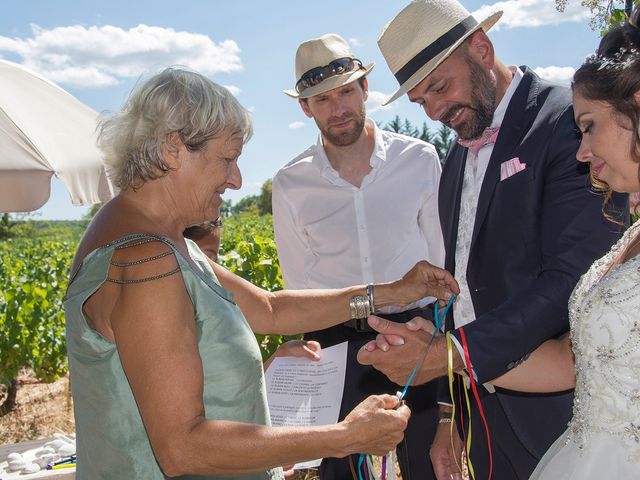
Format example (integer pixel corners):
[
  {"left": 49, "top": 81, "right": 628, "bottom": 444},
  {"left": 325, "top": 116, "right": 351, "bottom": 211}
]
[{"left": 64, "top": 67, "right": 458, "bottom": 480}]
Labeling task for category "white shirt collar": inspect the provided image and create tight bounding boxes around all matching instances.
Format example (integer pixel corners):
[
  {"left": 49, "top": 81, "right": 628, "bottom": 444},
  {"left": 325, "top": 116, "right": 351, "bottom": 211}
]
[
  {"left": 313, "top": 118, "right": 384, "bottom": 179},
  {"left": 491, "top": 66, "right": 523, "bottom": 129}
]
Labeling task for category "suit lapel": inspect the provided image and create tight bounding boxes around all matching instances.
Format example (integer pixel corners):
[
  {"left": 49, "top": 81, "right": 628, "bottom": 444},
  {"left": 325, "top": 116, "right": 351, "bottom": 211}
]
[
  {"left": 439, "top": 145, "right": 466, "bottom": 332},
  {"left": 439, "top": 145, "right": 466, "bottom": 274},
  {"left": 470, "top": 68, "right": 541, "bottom": 249}
]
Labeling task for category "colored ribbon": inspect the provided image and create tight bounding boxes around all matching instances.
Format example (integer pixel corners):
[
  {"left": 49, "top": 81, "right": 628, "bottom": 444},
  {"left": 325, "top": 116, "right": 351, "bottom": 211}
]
[
  {"left": 357, "top": 295, "right": 456, "bottom": 479},
  {"left": 399, "top": 294, "right": 455, "bottom": 400},
  {"left": 459, "top": 327, "right": 493, "bottom": 480}
]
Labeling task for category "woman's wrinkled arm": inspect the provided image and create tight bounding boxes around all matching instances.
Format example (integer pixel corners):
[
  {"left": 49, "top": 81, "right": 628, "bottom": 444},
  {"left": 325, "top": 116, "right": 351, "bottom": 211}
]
[{"left": 212, "top": 259, "right": 459, "bottom": 335}]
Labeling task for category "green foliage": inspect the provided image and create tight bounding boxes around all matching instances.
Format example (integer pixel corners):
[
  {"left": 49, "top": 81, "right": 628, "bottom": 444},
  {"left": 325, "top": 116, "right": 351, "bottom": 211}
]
[
  {"left": 0, "top": 214, "right": 36, "bottom": 240},
  {"left": 230, "top": 194, "right": 261, "bottom": 215},
  {"left": 229, "top": 179, "right": 273, "bottom": 216},
  {"left": 217, "top": 211, "right": 297, "bottom": 360},
  {"left": 218, "top": 210, "right": 276, "bottom": 255},
  {"left": 607, "top": 4, "right": 632, "bottom": 30},
  {"left": 555, "top": 0, "right": 637, "bottom": 31},
  {"left": 220, "top": 234, "right": 283, "bottom": 292},
  {"left": 259, "top": 179, "right": 273, "bottom": 215},
  {"left": 83, "top": 203, "right": 102, "bottom": 221},
  {"left": 30, "top": 221, "right": 87, "bottom": 243},
  {"left": 0, "top": 239, "right": 74, "bottom": 400},
  {"left": 220, "top": 199, "right": 232, "bottom": 217}
]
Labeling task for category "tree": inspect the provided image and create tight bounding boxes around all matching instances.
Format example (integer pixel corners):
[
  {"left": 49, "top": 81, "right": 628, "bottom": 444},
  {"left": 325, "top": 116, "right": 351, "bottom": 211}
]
[
  {"left": 259, "top": 179, "right": 273, "bottom": 215},
  {"left": 555, "top": 0, "right": 637, "bottom": 31},
  {"left": 433, "top": 124, "right": 455, "bottom": 161},
  {"left": 83, "top": 203, "right": 102, "bottom": 221},
  {"left": 220, "top": 199, "right": 232, "bottom": 217},
  {"left": 0, "top": 213, "right": 15, "bottom": 239},
  {"left": 231, "top": 195, "right": 260, "bottom": 215},
  {"left": 0, "top": 213, "right": 36, "bottom": 240},
  {"left": 230, "top": 179, "right": 273, "bottom": 216},
  {"left": 381, "top": 116, "right": 454, "bottom": 163}
]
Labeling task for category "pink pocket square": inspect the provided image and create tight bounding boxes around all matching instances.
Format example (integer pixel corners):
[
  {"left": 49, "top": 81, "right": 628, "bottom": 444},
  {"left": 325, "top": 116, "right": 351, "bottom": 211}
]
[{"left": 500, "top": 157, "right": 526, "bottom": 181}]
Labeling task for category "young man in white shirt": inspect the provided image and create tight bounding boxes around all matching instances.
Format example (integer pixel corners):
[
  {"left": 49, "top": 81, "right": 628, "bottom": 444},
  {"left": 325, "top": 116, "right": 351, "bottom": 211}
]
[{"left": 272, "top": 33, "right": 445, "bottom": 479}]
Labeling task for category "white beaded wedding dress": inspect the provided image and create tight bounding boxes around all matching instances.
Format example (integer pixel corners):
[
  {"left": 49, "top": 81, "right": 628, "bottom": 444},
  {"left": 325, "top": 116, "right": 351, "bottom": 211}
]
[{"left": 531, "top": 221, "right": 640, "bottom": 479}]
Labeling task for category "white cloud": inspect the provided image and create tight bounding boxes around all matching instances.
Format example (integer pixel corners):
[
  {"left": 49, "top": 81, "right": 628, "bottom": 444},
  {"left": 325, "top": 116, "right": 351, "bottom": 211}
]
[
  {"left": 348, "top": 37, "right": 362, "bottom": 47},
  {"left": 223, "top": 85, "right": 241, "bottom": 97},
  {"left": 45, "top": 65, "right": 120, "bottom": 87},
  {"left": 366, "top": 90, "right": 396, "bottom": 114},
  {"left": 534, "top": 65, "right": 576, "bottom": 85},
  {"left": 247, "top": 106, "right": 256, "bottom": 113},
  {"left": 472, "top": 0, "right": 590, "bottom": 30},
  {"left": 0, "top": 23, "right": 243, "bottom": 88},
  {"left": 288, "top": 121, "right": 306, "bottom": 129}
]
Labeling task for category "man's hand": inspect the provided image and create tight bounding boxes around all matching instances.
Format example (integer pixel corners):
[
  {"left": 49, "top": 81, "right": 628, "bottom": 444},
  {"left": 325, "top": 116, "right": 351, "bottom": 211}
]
[
  {"left": 430, "top": 418, "right": 464, "bottom": 480},
  {"left": 370, "top": 316, "right": 436, "bottom": 352},
  {"left": 356, "top": 315, "right": 448, "bottom": 385}
]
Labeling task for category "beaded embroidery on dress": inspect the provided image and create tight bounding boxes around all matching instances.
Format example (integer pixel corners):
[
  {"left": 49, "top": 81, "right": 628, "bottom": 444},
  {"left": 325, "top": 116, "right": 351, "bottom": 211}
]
[{"left": 531, "top": 220, "right": 640, "bottom": 479}]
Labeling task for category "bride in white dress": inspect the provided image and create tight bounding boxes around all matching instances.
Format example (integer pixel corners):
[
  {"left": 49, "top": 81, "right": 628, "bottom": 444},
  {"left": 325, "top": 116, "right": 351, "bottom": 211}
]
[{"left": 492, "top": 10, "right": 640, "bottom": 479}]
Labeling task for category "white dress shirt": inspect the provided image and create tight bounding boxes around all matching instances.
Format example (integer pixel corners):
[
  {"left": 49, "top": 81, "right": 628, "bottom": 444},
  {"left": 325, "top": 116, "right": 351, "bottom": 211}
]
[{"left": 272, "top": 119, "right": 445, "bottom": 311}]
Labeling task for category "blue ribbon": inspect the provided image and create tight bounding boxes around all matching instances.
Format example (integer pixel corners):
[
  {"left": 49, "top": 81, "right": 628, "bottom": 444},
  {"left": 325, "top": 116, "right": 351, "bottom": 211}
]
[
  {"left": 399, "top": 294, "right": 455, "bottom": 400},
  {"left": 357, "top": 294, "right": 456, "bottom": 474}
]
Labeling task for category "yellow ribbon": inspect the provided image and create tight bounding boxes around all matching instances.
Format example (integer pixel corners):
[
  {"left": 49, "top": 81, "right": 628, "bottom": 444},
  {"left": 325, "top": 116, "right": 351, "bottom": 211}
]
[{"left": 446, "top": 332, "right": 475, "bottom": 480}]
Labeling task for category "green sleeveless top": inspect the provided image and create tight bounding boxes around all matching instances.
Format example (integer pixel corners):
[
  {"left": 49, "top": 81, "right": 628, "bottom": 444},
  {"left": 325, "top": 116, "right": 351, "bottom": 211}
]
[{"left": 64, "top": 234, "right": 283, "bottom": 480}]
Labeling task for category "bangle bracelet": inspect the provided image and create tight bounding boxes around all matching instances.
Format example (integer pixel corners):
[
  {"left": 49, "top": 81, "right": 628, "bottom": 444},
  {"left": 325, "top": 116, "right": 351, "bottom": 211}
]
[
  {"left": 367, "top": 284, "right": 375, "bottom": 313},
  {"left": 438, "top": 418, "right": 454, "bottom": 424},
  {"left": 349, "top": 295, "right": 371, "bottom": 319}
]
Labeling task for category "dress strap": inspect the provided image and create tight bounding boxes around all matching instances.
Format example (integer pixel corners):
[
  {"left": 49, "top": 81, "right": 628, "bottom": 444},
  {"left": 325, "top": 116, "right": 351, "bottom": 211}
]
[{"left": 105, "top": 234, "right": 180, "bottom": 285}]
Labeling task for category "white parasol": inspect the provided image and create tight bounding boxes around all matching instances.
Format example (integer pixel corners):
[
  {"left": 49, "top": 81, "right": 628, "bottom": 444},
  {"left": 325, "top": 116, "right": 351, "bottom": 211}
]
[{"left": 0, "top": 59, "right": 115, "bottom": 212}]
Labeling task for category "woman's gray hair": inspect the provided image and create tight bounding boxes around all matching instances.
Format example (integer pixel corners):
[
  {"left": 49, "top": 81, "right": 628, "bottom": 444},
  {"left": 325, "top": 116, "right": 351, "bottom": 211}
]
[{"left": 98, "top": 66, "right": 253, "bottom": 190}]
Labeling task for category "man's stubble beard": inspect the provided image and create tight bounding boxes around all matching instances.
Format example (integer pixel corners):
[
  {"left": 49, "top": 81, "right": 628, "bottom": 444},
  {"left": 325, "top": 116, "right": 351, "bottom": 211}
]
[
  {"left": 442, "top": 59, "right": 497, "bottom": 141},
  {"left": 318, "top": 105, "right": 367, "bottom": 147}
]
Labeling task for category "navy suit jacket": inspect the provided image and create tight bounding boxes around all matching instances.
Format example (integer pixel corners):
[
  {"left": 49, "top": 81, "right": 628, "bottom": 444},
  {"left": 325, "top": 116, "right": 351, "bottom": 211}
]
[{"left": 440, "top": 67, "right": 628, "bottom": 458}]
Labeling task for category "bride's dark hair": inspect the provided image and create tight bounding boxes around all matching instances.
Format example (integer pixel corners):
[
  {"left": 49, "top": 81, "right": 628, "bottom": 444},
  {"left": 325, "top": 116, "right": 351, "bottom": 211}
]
[{"left": 573, "top": 8, "right": 640, "bottom": 208}]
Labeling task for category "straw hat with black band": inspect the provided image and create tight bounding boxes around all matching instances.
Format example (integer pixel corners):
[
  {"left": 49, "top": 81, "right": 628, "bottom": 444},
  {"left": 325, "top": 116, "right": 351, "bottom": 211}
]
[
  {"left": 284, "top": 33, "right": 374, "bottom": 99},
  {"left": 378, "top": 0, "right": 503, "bottom": 105}
]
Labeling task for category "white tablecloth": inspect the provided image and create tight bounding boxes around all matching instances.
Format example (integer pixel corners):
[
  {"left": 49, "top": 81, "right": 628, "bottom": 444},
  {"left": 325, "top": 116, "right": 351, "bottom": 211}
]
[{"left": 0, "top": 437, "right": 75, "bottom": 480}]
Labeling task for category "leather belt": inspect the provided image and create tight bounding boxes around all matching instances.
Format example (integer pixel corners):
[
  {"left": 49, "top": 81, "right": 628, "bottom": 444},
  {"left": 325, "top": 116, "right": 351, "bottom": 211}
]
[{"left": 343, "top": 305, "right": 435, "bottom": 333}]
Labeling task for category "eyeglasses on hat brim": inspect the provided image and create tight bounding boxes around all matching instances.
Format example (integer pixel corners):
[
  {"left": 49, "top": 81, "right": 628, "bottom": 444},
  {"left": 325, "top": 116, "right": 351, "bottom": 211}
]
[{"left": 295, "top": 57, "right": 364, "bottom": 93}]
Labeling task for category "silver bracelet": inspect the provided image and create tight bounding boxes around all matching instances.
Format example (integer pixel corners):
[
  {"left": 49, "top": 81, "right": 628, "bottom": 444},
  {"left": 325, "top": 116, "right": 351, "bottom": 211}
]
[
  {"left": 367, "top": 284, "right": 376, "bottom": 313},
  {"left": 438, "top": 417, "right": 454, "bottom": 424},
  {"left": 350, "top": 295, "right": 371, "bottom": 319}
]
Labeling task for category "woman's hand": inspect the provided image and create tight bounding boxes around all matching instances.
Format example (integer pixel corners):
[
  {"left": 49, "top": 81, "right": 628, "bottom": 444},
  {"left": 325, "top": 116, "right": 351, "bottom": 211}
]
[
  {"left": 340, "top": 394, "right": 411, "bottom": 456},
  {"left": 376, "top": 261, "right": 459, "bottom": 310}
]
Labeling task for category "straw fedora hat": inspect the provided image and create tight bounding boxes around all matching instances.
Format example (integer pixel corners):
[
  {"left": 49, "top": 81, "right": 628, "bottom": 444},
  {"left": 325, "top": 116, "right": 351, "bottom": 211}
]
[
  {"left": 284, "top": 33, "right": 374, "bottom": 99},
  {"left": 378, "top": 0, "right": 502, "bottom": 105}
]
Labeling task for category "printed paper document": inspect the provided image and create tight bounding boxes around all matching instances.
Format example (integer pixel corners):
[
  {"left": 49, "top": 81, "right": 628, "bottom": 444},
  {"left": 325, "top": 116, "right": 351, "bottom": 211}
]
[{"left": 265, "top": 341, "right": 348, "bottom": 469}]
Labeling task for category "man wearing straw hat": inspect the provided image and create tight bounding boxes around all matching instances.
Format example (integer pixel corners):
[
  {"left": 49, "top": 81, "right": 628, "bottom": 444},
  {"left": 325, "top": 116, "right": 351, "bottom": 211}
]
[
  {"left": 357, "top": 0, "right": 627, "bottom": 479},
  {"left": 272, "top": 33, "right": 445, "bottom": 479}
]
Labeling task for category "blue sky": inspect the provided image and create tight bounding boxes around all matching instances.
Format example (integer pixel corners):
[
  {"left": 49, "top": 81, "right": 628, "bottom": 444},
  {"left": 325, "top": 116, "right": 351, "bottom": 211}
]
[{"left": 0, "top": 0, "right": 601, "bottom": 219}]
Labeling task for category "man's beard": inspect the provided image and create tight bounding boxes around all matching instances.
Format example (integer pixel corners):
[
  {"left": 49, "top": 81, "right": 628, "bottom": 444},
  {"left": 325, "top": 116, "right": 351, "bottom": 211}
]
[
  {"left": 318, "top": 107, "right": 366, "bottom": 147},
  {"left": 441, "top": 59, "right": 497, "bottom": 141}
]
